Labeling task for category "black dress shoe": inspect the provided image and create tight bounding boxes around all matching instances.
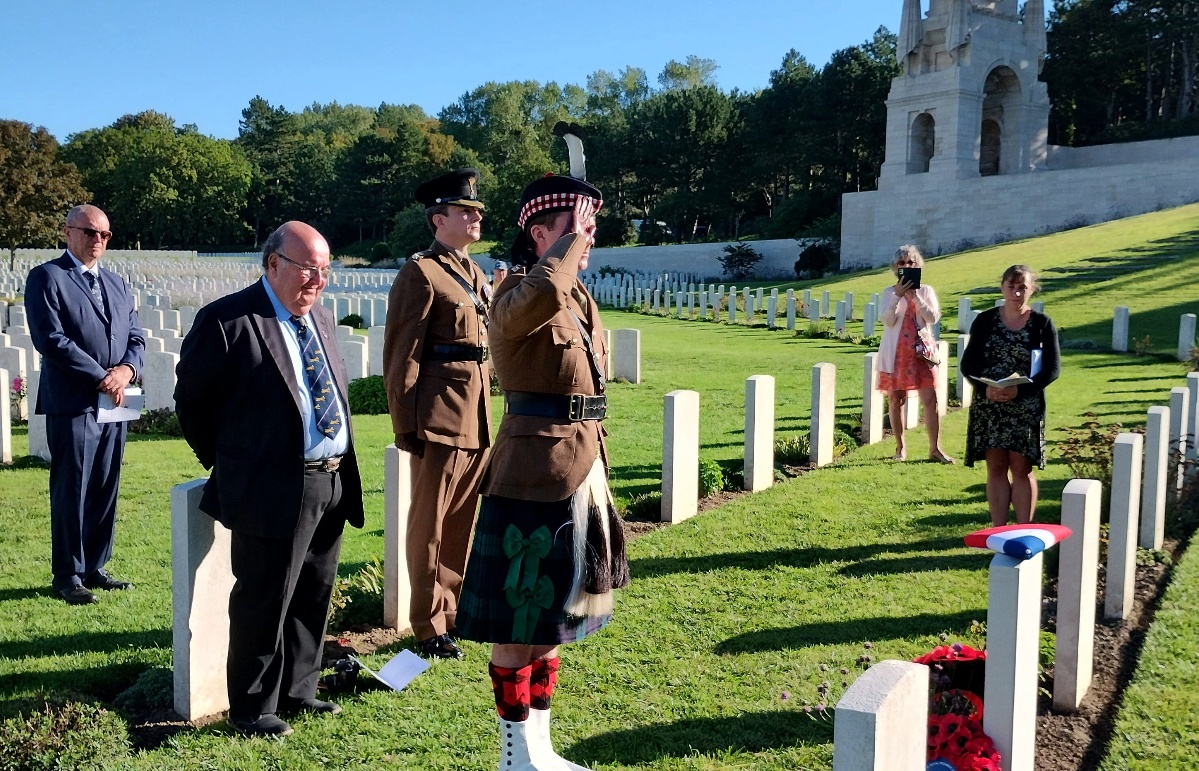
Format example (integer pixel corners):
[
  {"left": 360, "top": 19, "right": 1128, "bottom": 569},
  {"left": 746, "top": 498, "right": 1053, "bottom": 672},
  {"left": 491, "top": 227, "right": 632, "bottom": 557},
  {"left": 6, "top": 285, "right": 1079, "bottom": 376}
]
[
  {"left": 57, "top": 585, "right": 99, "bottom": 605},
  {"left": 83, "top": 572, "right": 133, "bottom": 591},
  {"left": 419, "top": 634, "right": 464, "bottom": 660},
  {"left": 229, "top": 713, "right": 293, "bottom": 737},
  {"left": 278, "top": 697, "right": 342, "bottom": 716}
]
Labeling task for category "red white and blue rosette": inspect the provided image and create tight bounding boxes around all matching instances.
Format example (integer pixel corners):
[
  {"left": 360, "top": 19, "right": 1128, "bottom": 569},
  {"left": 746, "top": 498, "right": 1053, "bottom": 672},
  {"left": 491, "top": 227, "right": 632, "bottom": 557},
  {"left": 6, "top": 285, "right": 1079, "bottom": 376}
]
[{"left": 963, "top": 524, "right": 1072, "bottom": 560}]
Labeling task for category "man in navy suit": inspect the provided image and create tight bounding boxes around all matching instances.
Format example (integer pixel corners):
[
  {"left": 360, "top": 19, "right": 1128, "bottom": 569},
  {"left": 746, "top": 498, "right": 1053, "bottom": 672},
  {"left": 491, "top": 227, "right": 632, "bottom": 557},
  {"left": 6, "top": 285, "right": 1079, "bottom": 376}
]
[
  {"left": 25, "top": 204, "right": 145, "bottom": 605},
  {"left": 175, "top": 221, "right": 364, "bottom": 738}
]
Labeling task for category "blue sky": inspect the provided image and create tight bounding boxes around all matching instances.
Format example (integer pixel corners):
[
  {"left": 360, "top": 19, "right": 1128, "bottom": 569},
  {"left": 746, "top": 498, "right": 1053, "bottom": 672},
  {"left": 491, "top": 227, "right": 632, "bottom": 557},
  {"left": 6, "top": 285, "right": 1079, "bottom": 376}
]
[{"left": 1, "top": 1, "right": 1045, "bottom": 141}]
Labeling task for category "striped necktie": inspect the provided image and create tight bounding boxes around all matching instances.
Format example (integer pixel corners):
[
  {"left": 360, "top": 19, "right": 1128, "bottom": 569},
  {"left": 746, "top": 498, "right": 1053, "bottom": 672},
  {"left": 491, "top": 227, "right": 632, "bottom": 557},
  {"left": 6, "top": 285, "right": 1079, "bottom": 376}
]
[
  {"left": 84, "top": 271, "right": 104, "bottom": 308},
  {"left": 289, "top": 315, "right": 342, "bottom": 440}
]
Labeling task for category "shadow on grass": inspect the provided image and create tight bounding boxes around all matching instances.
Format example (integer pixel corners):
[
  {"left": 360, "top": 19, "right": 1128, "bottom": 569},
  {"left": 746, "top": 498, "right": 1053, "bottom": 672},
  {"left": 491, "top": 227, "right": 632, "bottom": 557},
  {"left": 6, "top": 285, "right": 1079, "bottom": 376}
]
[
  {"left": 567, "top": 709, "right": 830, "bottom": 766},
  {"left": 0, "top": 455, "right": 50, "bottom": 471},
  {"left": 837, "top": 551, "right": 989, "bottom": 577},
  {"left": 0, "top": 586, "right": 55, "bottom": 602},
  {"left": 0, "top": 628, "right": 170, "bottom": 660},
  {"left": 716, "top": 610, "right": 982, "bottom": 655},
  {"left": 0, "top": 661, "right": 149, "bottom": 706},
  {"left": 629, "top": 536, "right": 966, "bottom": 578}
]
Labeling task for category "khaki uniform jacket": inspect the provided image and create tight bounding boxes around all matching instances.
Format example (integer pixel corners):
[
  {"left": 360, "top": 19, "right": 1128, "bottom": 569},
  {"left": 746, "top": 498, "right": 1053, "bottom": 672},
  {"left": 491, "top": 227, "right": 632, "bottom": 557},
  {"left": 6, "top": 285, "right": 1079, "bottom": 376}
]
[
  {"left": 384, "top": 240, "right": 492, "bottom": 449},
  {"left": 482, "top": 233, "right": 609, "bottom": 502}
]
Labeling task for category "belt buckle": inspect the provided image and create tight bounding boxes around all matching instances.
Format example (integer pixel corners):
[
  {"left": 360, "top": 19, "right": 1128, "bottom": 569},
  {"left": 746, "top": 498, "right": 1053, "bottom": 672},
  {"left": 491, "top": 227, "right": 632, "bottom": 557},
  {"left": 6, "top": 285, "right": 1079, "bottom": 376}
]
[
  {"left": 568, "top": 394, "right": 585, "bottom": 421},
  {"left": 589, "top": 398, "right": 608, "bottom": 420}
]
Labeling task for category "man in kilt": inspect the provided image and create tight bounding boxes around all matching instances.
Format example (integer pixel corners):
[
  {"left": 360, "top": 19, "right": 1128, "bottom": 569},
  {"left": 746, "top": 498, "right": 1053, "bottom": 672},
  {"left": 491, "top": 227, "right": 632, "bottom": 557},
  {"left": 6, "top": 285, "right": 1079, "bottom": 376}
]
[{"left": 456, "top": 175, "right": 628, "bottom": 771}]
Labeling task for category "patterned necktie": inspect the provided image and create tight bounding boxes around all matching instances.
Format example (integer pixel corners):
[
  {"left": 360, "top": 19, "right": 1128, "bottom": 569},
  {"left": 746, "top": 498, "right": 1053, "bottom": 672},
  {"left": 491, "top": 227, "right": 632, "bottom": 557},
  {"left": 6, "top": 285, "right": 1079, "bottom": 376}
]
[
  {"left": 289, "top": 315, "right": 342, "bottom": 440},
  {"left": 84, "top": 271, "right": 104, "bottom": 308}
]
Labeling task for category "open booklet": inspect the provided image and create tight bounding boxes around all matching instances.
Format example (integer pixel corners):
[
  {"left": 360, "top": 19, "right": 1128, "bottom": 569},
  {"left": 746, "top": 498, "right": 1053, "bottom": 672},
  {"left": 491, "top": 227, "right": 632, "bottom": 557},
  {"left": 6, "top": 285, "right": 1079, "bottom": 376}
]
[{"left": 977, "top": 374, "right": 1032, "bottom": 389}]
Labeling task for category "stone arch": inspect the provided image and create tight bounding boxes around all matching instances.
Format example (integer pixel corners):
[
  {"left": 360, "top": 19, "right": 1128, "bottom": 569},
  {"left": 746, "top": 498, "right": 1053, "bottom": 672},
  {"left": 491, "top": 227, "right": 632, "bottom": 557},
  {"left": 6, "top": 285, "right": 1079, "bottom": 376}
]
[
  {"left": 979, "top": 65, "right": 1021, "bottom": 175},
  {"left": 908, "top": 113, "right": 936, "bottom": 174}
]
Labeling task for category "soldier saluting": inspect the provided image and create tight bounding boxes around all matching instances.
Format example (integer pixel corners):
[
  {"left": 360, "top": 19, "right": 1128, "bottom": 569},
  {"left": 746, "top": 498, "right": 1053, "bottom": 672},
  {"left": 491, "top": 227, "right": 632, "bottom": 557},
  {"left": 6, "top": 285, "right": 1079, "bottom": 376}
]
[{"left": 384, "top": 169, "right": 492, "bottom": 660}]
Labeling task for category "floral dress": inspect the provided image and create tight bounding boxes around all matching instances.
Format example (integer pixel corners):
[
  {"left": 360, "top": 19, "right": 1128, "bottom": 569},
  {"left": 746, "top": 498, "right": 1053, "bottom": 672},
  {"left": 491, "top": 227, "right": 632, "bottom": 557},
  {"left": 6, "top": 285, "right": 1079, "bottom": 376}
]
[
  {"left": 879, "top": 302, "right": 937, "bottom": 392},
  {"left": 964, "top": 314, "right": 1046, "bottom": 468}
]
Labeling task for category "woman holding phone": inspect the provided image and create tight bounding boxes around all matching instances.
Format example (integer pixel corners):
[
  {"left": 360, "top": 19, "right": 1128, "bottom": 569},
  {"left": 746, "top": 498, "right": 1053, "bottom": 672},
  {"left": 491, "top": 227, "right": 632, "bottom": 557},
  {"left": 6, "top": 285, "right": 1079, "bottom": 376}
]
[
  {"left": 877, "top": 245, "right": 954, "bottom": 464},
  {"left": 960, "top": 265, "right": 1061, "bottom": 525}
]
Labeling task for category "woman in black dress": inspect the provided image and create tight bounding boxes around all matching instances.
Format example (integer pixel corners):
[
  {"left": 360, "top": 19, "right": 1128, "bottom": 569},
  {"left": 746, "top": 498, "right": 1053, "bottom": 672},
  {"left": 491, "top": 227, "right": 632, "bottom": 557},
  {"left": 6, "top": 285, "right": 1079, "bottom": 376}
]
[{"left": 961, "top": 265, "right": 1060, "bottom": 526}]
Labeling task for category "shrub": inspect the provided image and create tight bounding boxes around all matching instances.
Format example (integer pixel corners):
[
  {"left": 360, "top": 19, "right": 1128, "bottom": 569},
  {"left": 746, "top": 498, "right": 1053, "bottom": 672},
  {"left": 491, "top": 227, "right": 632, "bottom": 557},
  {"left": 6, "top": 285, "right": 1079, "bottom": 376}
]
[
  {"left": 127, "top": 408, "right": 181, "bottom": 437},
  {"left": 795, "top": 242, "right": 836, "bottom": 279},
  {"left": 718, "top": 243, "right": 763, "bottom": 281},
  {"left": 329, "top": 557, "right": 385, "bottom": 629},
  {"left": 595, "top": 213, "right": 636, "bottom": 247},
  {"left": 775, "top": 435, "right": 811, "bottom": 465},
  {"left": 699, "top": 458, "right": 725, "bottom": 497},
  {"left": 622, "top": 491, "right": 663, "bottom": 521},
  {"left": 339, "top": 314, "right": 365, "bottom": 329},
  {"left": 638, "top": 220, "right": 670, "bottom": 246},
  {"left": 370, "top": 241, "right": 392, "bottom": 263},
  {"left": 0, "top": 694, "right": 132, "bottom": 771},
  {"left": 348, "top": 375, "right": 388, "bottom": 415},
  {"left": 1054, "top": 413, "right": 1136, "bottom": 492},
  {"left": 832, "top": 428, "right": 859, "bottom": 456},
  {"left": 113, "top": 667, "right": 173, "bottom": 715},
  {"left": 389, "top": 204, "right": 432, "bottom": 260},
  {"left": 800, "top": 321, "right": 834, "bottom": 339}
]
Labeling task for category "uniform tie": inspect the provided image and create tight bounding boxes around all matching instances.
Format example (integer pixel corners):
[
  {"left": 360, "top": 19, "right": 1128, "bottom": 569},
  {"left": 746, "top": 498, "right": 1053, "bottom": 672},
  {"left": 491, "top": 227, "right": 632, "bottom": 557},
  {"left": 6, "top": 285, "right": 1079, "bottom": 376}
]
[
  {"left": 289, "top": 315, "right": 342, "bottom": 439},
  {"left": 84, "top": 271, "right": 104, "bottom": 308}
]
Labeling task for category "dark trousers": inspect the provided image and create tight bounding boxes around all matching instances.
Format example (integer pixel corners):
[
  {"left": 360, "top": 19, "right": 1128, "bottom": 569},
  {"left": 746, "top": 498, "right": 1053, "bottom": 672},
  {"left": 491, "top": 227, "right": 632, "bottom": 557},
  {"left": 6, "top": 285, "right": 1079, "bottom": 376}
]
[
  {"left": 227, "top": 468, "right": 346, "bottom": 718},
  {"left": 46, "top": 412, "right": 126, "bottom": 590}
]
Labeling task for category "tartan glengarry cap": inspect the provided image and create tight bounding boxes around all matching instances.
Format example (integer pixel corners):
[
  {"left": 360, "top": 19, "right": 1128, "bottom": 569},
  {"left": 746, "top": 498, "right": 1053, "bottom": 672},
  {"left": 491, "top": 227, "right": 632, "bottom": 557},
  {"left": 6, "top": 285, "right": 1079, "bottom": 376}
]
[
  {"left": 516, "top": 174, "right": 602, "bottom": 229},
  {"left": 414, "top": 168, "right": 485, "bottom": 210}
]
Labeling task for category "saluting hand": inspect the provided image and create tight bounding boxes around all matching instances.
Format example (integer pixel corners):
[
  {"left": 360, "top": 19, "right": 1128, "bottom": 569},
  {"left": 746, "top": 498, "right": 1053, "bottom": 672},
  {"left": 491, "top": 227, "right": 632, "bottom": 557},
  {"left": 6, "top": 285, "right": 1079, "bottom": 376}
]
[{"left": 569, "top": 196, "right": 598, "bottom": 247}]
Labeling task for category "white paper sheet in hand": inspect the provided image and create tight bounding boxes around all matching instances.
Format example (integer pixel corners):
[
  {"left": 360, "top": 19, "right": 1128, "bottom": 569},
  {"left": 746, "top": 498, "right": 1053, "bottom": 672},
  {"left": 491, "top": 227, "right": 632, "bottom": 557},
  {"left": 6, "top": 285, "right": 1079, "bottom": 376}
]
[
  {"left": 96, "top": 387, "right": 144, "bottom": 423},
  {"left": 351, "top": 650, "right": 430, "bottom": 691}
]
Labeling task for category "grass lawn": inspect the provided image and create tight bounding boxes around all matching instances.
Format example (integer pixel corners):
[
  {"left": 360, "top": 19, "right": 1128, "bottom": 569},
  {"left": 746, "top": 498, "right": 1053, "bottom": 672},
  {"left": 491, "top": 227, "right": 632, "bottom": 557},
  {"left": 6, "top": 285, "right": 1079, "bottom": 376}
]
[{"left": 1, "top": 205, "right": 1197, "bottom": 769}]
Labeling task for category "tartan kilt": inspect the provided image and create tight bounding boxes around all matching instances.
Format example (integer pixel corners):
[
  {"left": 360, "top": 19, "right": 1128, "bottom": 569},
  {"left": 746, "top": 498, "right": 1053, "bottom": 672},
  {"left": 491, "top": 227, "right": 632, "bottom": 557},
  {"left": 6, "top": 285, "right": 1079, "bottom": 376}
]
[{"left": 456, "top": 494, "right": 611, "bottom": 646}]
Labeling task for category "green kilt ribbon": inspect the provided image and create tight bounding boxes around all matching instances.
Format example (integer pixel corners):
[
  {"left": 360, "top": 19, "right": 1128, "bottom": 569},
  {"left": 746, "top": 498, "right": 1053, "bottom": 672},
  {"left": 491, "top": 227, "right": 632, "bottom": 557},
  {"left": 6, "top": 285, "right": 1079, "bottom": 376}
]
[
  {"left": 502, "top": 524, "right": 552, "bottom": 593},
  {"left": 505, "top": 576, "right": 555, "bottom": 643}
]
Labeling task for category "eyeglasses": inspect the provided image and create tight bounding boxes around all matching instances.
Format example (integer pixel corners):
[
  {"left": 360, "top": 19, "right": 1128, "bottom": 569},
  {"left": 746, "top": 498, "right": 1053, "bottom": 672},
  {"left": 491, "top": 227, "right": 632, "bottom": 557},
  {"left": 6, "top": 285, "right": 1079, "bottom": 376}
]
[
  {"left": 67, "top": 225, "right": 112, "bottom": 241},
  {"left": 274, "top": 252, "right": 333, "bottom": 281}
]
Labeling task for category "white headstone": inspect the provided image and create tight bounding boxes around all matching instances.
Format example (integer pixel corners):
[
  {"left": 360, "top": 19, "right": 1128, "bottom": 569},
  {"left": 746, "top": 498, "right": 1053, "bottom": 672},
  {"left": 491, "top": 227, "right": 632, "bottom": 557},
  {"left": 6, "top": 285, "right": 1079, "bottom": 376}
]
[
  {"left": 0, "top": 346, "right": 26, "bottom": 420},
  {"left": 1188, "top": 372, "right": 1199, "bottom": 462},
  {"left": 821, "top": 290, "right": 831, "bottom": 317},
  {"left": 662, "top": 390, "right": 700, "bottom": 523},
  {"left": 767, "top": 296, "right": 778, "bottom": 330},
  {"left": 1030, "top": 301, "right": 1044, "bottom": 314},
  {"left": 171, "top": 477, "right": 233, "bottom": 721},
  {"left": 368, "top": 326, "right": 386, "bottom": 377},
  {"left": 1140, "top": 406, "right": 1170, "bottom": 550},
  {"left": 144, "top": 351, "right": 179, "bottom": 412},
  {"left": 843, "top": 292, "right": 854, "bottom": 321},
  {"left": 1169, "top": 387, "right": 1189, "bottom": 493},
  {"left": 863, "top": 354, "right": 883, "bottom": 445},
  {"left": 957, "top": 335, "right": 972, "bottom": 408},
  {"left": 143, "top": 336, "right": 165, "bottom": 353},
  {"left": 1178, "top": 313, "right": 1197, "bottom": 362},
  {"left": 614, "top": 329, "right": 641, "bottom": 384},
  {"left": 1054, "top": 478, "right": 1101, "bottom": 712},
  {"left": 832, "top": 660, "right": 929, "bottom": 771},
  {"left": 903, "top": 391, "right": 919, "bottom": 430},
  {"left": 785, "top": 296, "right": 796, "bottom": 331},
  {"left": 935, "top": 341, "right": 949, "bottom": 416},
  {"left": 835, "top": 301, "right": 846, "bottom": 334},
  {"left": 957, "top": 298, "right": 972, "bottom": 332},
  {"left": 984, "top": 553, "right": 1044, "bottom": 771},
  {"left": 603, "top": 329, "right": 613, "bottom": 381},
  {"left": 744, "top": 375, "right": 775, "bottom": 492},
  {"left": 26, "top": 370, "right": 49, "bottom": 461},
  {"left": 1112, "top": 306, "right": 1130, "bottom": 352},
  {"left": 340, "top": 337, "right": 368, "bottom": 381},
  {"left": 811, "top": 363, "right": 836, "bottom": 467},
  {"left": 383, "top": 445, "right": 413, "bottom": 632},
  {"left": 1105, "top": 434, "right": 1143, "bottom": 621},
  {"left": 863, "top": 303, "right": 877, "bottom": 337},
  {"left": 0, "top": 367, "right": 10, "bottom": 464}
]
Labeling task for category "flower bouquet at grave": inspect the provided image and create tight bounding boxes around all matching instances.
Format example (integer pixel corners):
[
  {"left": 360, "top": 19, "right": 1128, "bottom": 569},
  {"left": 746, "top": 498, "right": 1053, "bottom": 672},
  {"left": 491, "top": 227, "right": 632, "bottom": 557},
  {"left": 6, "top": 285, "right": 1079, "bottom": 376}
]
[
  {"left": 914, "top": 643, "right": 1001, "bottom": 771},
  {"left": 10, "top": 376, "right": 26, "bottom": 422}
]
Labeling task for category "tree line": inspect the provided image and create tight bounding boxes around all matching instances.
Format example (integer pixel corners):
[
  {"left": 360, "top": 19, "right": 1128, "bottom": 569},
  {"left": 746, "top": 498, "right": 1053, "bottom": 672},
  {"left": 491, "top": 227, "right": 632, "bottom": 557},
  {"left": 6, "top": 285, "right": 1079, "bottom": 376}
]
[{"left": 2, "top": 4, "right": 1196, "bottom": 254}]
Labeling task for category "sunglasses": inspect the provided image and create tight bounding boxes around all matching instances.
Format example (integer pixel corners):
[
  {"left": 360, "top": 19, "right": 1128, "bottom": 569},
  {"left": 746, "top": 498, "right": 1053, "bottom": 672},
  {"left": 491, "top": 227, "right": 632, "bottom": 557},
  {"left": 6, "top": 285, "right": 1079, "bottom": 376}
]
[{"left": 67, "top": 225, "right": 112, "bottom": 241}]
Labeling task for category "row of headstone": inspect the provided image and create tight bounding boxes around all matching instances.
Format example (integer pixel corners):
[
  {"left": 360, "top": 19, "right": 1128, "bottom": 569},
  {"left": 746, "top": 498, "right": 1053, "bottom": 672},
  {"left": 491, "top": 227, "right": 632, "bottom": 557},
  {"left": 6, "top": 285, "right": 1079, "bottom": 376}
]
[{"left": 1111, "top": 308, "right": 1197, "bottom": 360}]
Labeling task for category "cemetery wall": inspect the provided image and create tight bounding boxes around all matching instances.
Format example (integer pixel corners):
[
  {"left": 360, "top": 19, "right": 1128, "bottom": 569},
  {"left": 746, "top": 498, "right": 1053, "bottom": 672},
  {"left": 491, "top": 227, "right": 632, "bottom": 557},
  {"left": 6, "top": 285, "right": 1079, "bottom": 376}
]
[{"left": 841, "top": 151, "right": 1199, "bottom": 267}]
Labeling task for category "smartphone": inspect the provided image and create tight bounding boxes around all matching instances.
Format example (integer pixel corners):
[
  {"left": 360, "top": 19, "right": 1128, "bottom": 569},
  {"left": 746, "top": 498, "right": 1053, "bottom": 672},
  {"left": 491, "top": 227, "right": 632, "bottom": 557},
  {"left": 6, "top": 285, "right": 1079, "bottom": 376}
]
[{"left": 898, "top": 267, "right": 922, "bottom": 289}]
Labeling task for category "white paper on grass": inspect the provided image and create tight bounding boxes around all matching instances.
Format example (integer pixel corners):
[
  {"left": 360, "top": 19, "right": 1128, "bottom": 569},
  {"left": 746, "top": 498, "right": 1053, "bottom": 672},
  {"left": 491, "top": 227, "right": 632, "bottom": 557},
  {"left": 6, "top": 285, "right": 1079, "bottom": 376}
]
[
  {"left": 351, "top": 650, "right": 429, "bottom": 691},
  {"left": 96, "top": 387, "right": 144, "bottom": 423}
]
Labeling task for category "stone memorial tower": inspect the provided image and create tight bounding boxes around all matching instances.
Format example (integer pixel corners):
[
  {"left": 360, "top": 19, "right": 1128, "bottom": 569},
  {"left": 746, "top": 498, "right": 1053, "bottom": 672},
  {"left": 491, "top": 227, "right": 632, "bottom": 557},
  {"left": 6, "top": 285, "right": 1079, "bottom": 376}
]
[{"left": 881, "top": 0, "right": 1049, "bottom": 182}]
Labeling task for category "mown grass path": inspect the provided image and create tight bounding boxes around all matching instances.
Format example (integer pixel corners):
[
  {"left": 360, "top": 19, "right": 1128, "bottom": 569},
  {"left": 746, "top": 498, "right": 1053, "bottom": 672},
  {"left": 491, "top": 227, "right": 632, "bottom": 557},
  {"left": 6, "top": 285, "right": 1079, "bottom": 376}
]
[{"left": 1, "top": 204, "right": 1197, "bottom": 768}]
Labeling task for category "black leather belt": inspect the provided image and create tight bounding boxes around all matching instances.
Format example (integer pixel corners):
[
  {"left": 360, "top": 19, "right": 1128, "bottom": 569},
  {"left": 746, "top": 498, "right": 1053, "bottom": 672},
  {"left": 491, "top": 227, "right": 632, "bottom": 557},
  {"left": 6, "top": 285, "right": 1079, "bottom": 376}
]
[
  {"left": 303, "top": 456, "right": 343, "bottom": 472},
  {"left": 423, "top": 343, "right": 490, "bottom": 362},
  {"left": 505, "top": 391, "right": 607, "bottom": 421}
]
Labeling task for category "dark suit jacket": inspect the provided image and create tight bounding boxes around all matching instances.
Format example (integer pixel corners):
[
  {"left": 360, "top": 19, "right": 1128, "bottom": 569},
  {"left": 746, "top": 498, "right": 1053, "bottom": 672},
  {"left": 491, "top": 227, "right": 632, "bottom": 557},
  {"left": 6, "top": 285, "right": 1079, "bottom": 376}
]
[
  {"left": 25, "top": 253, "right": 145, "bottom": 415},
  {"left": 482, "top": 233, "right": 609, "bottom": 502},
  {"left": 174, "top": 280, "right": 365, "bottom": 539}
]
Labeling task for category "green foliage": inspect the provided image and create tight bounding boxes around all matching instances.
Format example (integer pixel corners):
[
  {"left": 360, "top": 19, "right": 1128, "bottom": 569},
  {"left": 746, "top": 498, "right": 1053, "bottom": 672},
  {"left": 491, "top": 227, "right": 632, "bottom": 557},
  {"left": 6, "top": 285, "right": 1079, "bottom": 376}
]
[
  {"left": 698, "top": 458, "right": 725, "bottom": 498},
  {"left": 329, "top": 557, "right": 386, "bottom": 630},
  {"left": 800, "top": 321, "right": 835, "bottom": 339},
  {"left": 0, "top": 120, "right": 90, "bottom": 248},
  {"left": 389, "top": 203, "right": 431, "bottom": 260},
  {"left": 594, "top": 212, "right": 636, "bottom": 247},
  {"left": 112, "top": 667, "right": 173, "bottom": 715},
  {"left": 775, "top": 435, "right": 811, "bottom": 465},
  {"left": 369, "top": 241, "right": 392, "bottom": 263},
  {"left": 622, "top": 491, "right": 663, "bottom": 521},
  {"left": 637, "top": 219, "right": 670, "bottom": 246},
  {"left": 718, "top": 242, "right": 763, "bottom": 281},
  {"left": 127, "top": 408, "right": 182, "bottom": 437},
  {"left": 796, "top": 241, "right": 837, "bottom": 279},
  {"left": 347, "top": 375, "right": 388, "bottom": 415},
  {"left": 0, "top": 694, "right": 131, "bottom": 771},
  {"left": 1054, "top": 413, "right": 1131, "bottom": 490},
  {"left": 339, "top": 313, "right": 365, "bottom": 329}
]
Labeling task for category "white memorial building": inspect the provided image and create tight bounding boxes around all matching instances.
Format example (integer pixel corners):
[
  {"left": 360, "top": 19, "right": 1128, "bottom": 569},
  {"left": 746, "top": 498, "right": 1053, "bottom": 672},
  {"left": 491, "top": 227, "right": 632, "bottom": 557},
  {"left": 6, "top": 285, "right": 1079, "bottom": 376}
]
[{"left": 842, "top": 0, "right": 1199, "bottom": 265}]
